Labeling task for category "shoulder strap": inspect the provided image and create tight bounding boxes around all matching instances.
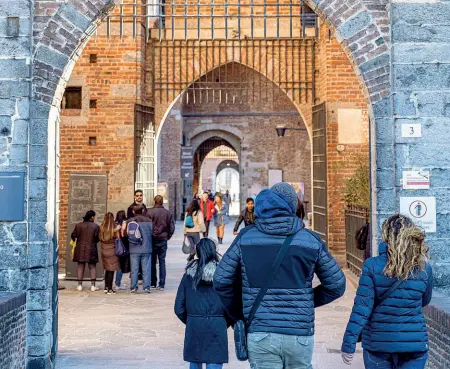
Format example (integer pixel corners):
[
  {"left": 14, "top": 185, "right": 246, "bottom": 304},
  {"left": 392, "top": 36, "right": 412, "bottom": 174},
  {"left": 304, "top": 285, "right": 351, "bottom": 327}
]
[
  {"left": 374, "top": 279, "right": 403, "bottom": 308},
  {"left": 246, "top": 233, "right": 296, "bottom": 328}
]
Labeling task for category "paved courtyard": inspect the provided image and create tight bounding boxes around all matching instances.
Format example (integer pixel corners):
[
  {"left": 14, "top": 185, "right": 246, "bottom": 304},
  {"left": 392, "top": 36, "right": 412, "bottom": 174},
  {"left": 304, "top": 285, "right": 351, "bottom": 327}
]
[{"left": 56, "top": 221, "right": 363, "bottom": 368}]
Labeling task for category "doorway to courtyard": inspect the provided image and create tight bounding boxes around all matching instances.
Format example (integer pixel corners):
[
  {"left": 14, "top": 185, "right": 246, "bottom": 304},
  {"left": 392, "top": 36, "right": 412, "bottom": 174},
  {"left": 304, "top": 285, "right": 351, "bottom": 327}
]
[{"left": 48, "top": 0, "right": 380, "bottom": 361}]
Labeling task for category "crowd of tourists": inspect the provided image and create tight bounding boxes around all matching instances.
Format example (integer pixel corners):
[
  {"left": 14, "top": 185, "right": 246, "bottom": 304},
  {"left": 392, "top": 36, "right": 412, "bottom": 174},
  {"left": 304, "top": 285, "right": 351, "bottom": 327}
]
[
  {"left": 175, "top": 182, "right": 433, "bottom": 369},
  {"left": 71, "top": 183, "right": 433, "bottom": 369},
  {"left": 71, "top": 191, "right": 174, "bottom": 294}
]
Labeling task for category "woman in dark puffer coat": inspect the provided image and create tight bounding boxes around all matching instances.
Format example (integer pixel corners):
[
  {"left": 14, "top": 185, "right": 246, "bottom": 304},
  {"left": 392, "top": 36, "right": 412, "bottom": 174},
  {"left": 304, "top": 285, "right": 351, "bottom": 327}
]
[
  {"left": 341, "top": 214, "right": 433, "bottom": 369},
  {"left": 174, "top": 238, "right": 231, "bottom": 369}
]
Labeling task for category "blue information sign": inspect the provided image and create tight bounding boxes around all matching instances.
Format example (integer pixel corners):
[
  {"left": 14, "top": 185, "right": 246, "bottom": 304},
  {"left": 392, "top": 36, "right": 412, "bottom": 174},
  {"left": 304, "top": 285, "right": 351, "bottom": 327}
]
[{"left": 0, "top": 172, "right": 25, "bottom": 221}]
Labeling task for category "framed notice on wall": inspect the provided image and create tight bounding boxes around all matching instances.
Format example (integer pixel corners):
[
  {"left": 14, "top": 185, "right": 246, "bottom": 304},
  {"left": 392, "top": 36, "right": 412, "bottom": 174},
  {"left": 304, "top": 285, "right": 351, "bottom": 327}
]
[{"left": 65, "top": 173, "right": 108, "bottom": 280}]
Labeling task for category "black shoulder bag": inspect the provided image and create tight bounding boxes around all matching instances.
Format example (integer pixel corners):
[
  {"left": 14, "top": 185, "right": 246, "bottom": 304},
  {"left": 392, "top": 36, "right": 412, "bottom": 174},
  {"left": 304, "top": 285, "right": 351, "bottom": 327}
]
[
  {"left": 357, "top": 278, "right": 403, "bottom": 343},
  {"left": 234, "top": 232, "right": 295, "bottom": 361}
]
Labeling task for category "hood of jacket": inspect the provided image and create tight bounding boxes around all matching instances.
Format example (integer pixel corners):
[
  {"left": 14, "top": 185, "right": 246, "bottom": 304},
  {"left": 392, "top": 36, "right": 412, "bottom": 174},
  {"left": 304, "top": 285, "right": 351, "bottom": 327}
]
[
  {"left": 186, "top": 261, "right": 217, "bottom": 283},
  {"left": 254, "top": 189, "right": 303, "bottom": 235}
]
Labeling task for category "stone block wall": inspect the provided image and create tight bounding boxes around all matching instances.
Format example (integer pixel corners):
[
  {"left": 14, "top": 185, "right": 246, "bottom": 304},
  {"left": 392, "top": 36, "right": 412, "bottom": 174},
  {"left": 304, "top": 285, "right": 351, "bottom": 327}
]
[
  {"left": 391, "top": 1, "right": 450, "bottom": 287},
  {"left": 0, "top": 292, "right": 27, "bottom": 369}
]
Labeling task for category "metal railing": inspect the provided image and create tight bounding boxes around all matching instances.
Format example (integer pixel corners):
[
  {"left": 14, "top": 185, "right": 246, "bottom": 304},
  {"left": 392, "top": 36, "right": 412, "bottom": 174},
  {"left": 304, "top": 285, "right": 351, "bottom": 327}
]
[
  {"left": 106, "top": 1, "right": 318, "bottom": 41},
  {"left": 345, "top": 205, "right": 369, "bottom": 276}
]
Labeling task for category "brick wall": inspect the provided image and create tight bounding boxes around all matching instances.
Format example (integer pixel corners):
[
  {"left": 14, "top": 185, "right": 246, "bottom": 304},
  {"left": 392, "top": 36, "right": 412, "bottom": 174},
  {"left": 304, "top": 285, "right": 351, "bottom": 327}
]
[
  {"left": 58, "top": 26, "right": 147, "bottom": 266},
  {"left": 158, "top": 62, "right": 312, "bottom": 217},
  {"left": 316, "top": 21, "right": 369, "bottom": 261},
  {"left": 0, "top": 292, "right": 27, "bottom": 369},
  {"left": 424, "top": 296, "right": 450, "bottom": 369}
]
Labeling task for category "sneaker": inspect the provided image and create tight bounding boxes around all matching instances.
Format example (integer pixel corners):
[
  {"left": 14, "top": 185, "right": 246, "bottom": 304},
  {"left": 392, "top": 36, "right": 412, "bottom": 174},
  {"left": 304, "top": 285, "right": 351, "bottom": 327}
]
[
  {"left": 116, "top": 285, "right": 127, "bottom": 290},
  {"left": 91, "top": 286, "right": 99, "bottom": 292},
  {"left": 150, "top": 286, "right": 157, "bottom": 290},
  {"left": 77, "top": 285, "right": 83, "bottom": 291},
  {"left": 104, "top": 289, "right": 108, "bottom": 294},
  {"left": 156, "top": 287, "right": 164, "bottom": 292},
  {"left": 130, "top": 288, "right": 138, "bottom": 294},
  {"left": 107, "top": 290, "right": 116, "bottom": 295},
  {"left": 144, "top": 288, "right": 151, "bottom": 294}
]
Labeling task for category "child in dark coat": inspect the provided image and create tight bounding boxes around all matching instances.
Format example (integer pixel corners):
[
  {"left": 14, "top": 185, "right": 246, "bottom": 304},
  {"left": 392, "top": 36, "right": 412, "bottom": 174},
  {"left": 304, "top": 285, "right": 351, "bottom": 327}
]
[{"left": 174, "top": 238, "right": 231, "bottom": 369}]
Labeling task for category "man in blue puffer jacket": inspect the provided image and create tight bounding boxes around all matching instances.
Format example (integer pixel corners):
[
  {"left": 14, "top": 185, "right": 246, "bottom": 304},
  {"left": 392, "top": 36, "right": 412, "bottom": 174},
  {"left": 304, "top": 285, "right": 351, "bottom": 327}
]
[{"left": 213, "top": 182, "right": 346, "bottom": 369}]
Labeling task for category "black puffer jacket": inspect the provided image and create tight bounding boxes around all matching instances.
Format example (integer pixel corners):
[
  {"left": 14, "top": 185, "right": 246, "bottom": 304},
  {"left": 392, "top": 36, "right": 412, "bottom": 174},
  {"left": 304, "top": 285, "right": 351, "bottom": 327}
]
[
  {"left": 175, "top": 261, "right": 231, "bottom": 364},
  {"left": 214, "top": 189, "right": 346, "bottom": 336}
]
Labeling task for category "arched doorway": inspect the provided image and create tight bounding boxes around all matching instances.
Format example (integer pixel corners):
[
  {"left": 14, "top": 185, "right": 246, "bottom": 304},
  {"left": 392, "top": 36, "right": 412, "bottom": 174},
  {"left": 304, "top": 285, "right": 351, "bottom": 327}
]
[{"left": 14, "top": 0, "right": 399, "bottom": 365}]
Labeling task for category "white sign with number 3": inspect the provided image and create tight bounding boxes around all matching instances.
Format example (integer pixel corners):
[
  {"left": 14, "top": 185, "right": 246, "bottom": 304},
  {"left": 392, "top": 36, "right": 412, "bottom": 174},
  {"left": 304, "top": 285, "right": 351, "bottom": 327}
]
[{"left": 402, "top": 124, "right": 422, "bottom": 138}]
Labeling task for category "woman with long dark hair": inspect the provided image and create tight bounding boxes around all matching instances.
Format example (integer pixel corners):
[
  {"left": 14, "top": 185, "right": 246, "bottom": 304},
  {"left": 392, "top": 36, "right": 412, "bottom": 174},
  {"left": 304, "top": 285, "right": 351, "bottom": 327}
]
[
  {"left": 184, "top": 199, "right": 206, "bottom": 261},
  {"left": 99, "top": 212, "right": 120, "bottom": 294},
  {"left": 71, "top": 210, "right": 100, "bottom": 292},
  {"left": 341, "top": 214, "right": 433, "bottom": 369},
  {"left": 175, "top": 238, "right": 230, "bottom": 369},
  {"left": 114, "top": 210, "right": 130, "bottom": 290}
]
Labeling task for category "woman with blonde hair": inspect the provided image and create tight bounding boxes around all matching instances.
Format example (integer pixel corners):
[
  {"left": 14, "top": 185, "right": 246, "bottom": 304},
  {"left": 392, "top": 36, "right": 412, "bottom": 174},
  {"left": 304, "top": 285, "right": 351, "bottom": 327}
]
[
  {"left": 99, "top": 212, "right": 120, "bottom": 295},
  {"left": 341, "top": 214, "right": 433, "bottom": 369},
  {"left": 213, "top": 195, "right": 226, "bottom": 244}
]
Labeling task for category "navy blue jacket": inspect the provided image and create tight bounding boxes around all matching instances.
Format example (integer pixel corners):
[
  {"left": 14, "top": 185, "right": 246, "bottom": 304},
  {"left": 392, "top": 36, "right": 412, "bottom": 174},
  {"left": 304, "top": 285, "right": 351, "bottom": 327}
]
[
  {"left": 175, "top": 261, "right": 231, "bottom": 364},
  {"left": 213, "top": 189, "right": 346, "bottom": 336},
  {"left": 342, "top": 243, "right": 433, "bottom": 354}
]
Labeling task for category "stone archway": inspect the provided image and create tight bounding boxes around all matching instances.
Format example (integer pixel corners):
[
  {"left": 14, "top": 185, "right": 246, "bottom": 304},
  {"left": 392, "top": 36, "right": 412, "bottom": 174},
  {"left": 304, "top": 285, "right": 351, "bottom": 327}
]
[
  {"left": 217, "top": 160, "right": 240, "bottom": 176},
  {"left": 0, "top": 1, "right": 393, "bottom": 366}
]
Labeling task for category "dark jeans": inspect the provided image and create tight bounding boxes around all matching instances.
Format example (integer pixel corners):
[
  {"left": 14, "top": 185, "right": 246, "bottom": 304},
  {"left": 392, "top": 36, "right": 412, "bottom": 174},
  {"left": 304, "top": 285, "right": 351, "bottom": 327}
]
[
  {"left": 151, "top": 239, "right": 168, "bottom": 288},
  {"left": 363, "top": 351, "right": 428, "bottom": 369},
  {"left": 203, "top": 220, "right": 210, "bottom": 238},
  {"left": 104, "top": 270, "right": 114, "bottom": 290}
]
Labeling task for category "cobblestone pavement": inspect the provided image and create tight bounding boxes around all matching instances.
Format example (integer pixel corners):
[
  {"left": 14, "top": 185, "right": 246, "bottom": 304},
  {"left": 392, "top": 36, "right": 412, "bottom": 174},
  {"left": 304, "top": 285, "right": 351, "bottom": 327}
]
[{"left": 56, "top": 221, "right": 363, "bottom": 369}]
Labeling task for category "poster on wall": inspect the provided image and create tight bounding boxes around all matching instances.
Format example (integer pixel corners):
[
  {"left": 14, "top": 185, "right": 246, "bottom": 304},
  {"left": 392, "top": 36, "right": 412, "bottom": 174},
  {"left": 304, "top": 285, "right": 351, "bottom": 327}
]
[
  {"left": 399, "top": 197, "right": 436, "bottom": 233},
  {"left": 269, "top": 169, "right": 283, "bottom": 187},
  {"left": 65, "top": 173, "right": 108, "bottom": 280},
  {"left": 158, "top": 182, "right": 169, "bottom": 207}
]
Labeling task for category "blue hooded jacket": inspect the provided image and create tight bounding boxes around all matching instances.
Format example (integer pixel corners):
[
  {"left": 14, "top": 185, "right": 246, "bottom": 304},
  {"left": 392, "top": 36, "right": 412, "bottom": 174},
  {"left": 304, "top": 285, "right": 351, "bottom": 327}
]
[
  {"left": 214, "top": 189, "right": 346, "bottom": 336},
  {"left": 342, "top": 243, "right": 433, "bottom": 354}
]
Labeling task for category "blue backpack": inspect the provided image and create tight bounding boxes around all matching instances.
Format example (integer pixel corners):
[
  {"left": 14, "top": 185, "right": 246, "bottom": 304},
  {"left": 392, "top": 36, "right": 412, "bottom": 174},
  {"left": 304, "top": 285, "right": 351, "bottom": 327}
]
[
  {"left": 185, "top": 215, "right": 195, "bottom": 228},
  {"left": 127, "top": 219, "right": 142, "bottom": 245}
]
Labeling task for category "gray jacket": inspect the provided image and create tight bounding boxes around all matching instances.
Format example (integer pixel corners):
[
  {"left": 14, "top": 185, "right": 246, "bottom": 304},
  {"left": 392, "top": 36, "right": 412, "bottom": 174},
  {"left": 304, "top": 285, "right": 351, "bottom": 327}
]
[{"left": 128, "top": 215, "right": 153, "bottom": 254}]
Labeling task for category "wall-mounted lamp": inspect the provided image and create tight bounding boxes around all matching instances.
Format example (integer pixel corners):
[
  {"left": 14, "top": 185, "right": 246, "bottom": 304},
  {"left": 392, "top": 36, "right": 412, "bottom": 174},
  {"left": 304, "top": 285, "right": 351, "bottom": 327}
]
[{"left": 275, "top": 125, "right": 307, "bottom": 137}]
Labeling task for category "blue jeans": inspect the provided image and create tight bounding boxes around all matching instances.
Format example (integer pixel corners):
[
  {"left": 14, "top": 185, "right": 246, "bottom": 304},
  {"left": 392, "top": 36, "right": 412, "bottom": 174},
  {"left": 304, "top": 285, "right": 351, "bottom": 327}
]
[
  {"left": 130, "top": 253, "right": 151, "bottom": 290},
  {"left": 189, "top": 364, "right": 223, "bottom": 369},
  {"left": 247, "top": 332, "right": 314, "bottom": 369},
  {"left": 151, "top": 239, "right": 167, "bottom": 287},
  {"left": 363, "top": 351, "right": 428, "bottom": 369},
  {"left": 115, "top": 270, "right": 123, "bottom": 286}
]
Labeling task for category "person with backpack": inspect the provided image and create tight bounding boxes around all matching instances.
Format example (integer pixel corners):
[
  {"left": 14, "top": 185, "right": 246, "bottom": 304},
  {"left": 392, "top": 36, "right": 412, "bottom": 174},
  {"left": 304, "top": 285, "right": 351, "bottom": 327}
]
[
  {"left": 233, "top": 197, "right": 255, "bottom": 235},
  {"left": 122, "top": 205, "right": 153, "bottom": 293},
  {"left": 148, "top": 195, "right": 175, "bottom": 291},
  {"left": 175, "top": 238, "right": 232, "bottom": 369},
  {"left": 214, "top": 182, "right": 345, "bottom": 369},
  {"left": 99, "top": 212, "right": 120, "bottom": 295},
  {"left": 184, "top": 200, "right": 206, "bottom": 262},
  {"left": 341, "top": 214, "right": 433, "bottom": 369}
]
